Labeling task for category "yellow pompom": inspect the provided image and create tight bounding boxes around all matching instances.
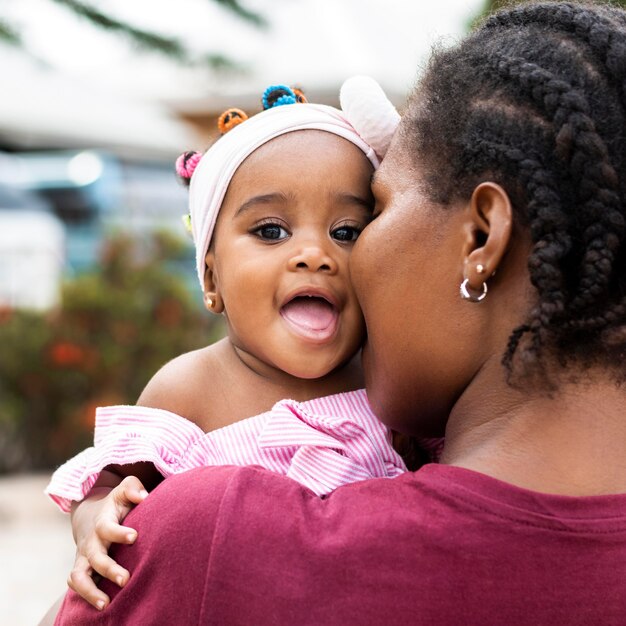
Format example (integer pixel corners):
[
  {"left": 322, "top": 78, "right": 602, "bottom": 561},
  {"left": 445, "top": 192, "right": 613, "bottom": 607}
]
[{"left": 182, "top": 213, "right": 193, "bottom": 236}]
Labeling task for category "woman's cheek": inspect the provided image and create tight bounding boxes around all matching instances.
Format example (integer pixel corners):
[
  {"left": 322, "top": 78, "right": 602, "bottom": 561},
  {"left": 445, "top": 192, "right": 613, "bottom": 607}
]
[{"left": 350, "top": 221, "right": 384, "bottom": 313}]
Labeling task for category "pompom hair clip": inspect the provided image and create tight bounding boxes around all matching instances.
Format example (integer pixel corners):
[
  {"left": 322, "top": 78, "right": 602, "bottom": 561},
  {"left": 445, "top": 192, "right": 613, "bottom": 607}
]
[
  {"left": 175, "top": 150, "right": 202, "bottom": 187},
  {"left": 218, "top": 108, "right": 249, "bottom": 134},
  {"left": 292, "top": 87, "right": 307, "bottom": 103},
  {"left": 181, "top": 213, "right": 193, "bottom": 236},
  {"left": 262, "top": 85, "right": 298, "bottom": 110}
]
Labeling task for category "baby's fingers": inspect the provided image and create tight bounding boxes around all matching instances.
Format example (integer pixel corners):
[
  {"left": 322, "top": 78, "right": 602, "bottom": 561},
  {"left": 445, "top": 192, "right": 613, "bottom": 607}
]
[
  {"left": 95, "top": 517, "right": 138, "bottom": 545},
  {"left": 115, "top": 475, "right": 149, "bottom": 508},
  {"left": 88, "top": 549, "right": 131, "bottom": 590},
  {"left": 67, "top": 554, "right": 110, "bottom": 611}
]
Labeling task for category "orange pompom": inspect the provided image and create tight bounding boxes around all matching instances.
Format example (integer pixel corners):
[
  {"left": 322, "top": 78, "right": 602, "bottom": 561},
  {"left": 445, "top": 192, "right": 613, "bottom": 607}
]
[
  {"left": 217, "top": 108, "right": 249, "bottom": 134},
  {"left": 291, "top": 87, "right": 307, "bottom": 103}
]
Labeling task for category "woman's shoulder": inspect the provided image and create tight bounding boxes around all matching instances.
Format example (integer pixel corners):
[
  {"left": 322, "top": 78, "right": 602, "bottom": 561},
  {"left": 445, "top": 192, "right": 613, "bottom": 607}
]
[{"left": 137, "top": 339, "right": 231, "bottom": 429}]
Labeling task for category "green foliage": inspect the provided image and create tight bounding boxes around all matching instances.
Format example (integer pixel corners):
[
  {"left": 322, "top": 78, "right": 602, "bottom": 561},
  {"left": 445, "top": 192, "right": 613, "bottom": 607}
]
[
  {"left": 469, "top": 0, "right": 519, "bottom": 30},
  {"left": 0, "top": 19, "right": 20, "bottom": 46},
  {"left": 0, "top": 232, "right": 223, "bottom": 473},
  {"left": 213, "top": 0, "right": 267, "bottom": 27},
  {"left": 1, "top": 0, "right": 264, "bottom": 69},
  {"left": 50, "top": 0, "right": 241, "bottom": 69}
]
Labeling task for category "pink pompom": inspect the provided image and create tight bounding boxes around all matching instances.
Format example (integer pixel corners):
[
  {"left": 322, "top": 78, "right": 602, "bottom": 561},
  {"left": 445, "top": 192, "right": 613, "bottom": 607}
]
[{"left": 175, "top": 151, "right": 202, "bottom": 184}]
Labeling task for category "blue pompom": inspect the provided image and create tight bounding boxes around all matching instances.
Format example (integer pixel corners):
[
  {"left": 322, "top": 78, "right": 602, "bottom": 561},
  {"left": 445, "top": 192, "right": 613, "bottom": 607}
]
[
  {"left": 275, "top": 94, "right": 296, "bottom": 106},
  {"left": 263, "top": 85, "right": 297, "bottom": 110}
]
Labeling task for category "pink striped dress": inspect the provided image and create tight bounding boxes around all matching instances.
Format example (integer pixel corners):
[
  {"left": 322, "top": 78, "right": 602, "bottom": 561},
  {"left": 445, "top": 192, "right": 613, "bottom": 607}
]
[{"left": 46, "top": 389, "right": 441, "bottom": 513}]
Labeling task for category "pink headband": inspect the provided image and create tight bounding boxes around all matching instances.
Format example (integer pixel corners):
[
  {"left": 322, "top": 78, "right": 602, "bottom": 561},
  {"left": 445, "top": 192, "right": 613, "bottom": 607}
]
[{"left": 187, "top": 77, "right": 399, "bottom": 290}]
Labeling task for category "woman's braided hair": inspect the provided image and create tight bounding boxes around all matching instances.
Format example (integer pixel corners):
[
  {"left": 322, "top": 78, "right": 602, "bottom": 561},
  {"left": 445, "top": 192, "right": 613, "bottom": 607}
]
[{"left": 403, "top": 1, "right": 626, "bottom": 379}]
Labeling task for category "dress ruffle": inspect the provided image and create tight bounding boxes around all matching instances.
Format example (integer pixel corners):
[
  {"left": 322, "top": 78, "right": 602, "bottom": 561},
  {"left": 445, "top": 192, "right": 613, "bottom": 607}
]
[{"left": 45, "top": 389, "right": 441, "bottom": 513}]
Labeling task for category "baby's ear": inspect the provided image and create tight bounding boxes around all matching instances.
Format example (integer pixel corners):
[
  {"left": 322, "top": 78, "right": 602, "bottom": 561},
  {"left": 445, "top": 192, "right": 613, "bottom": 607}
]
[{"left": 203, "top": 252, "right": 224, "bottom": 314}]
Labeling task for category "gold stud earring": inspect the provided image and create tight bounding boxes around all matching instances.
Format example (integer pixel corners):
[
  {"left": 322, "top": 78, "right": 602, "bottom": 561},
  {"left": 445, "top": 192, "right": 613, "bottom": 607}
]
[{"left": 205, "top": 295, "right": 214, "bottom": 308}]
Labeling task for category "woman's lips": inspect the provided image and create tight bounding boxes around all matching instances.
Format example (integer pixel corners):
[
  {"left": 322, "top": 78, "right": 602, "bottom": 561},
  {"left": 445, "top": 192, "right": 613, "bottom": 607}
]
[{"left": 280, "top": 296, "right": 339, "bottom": 342}]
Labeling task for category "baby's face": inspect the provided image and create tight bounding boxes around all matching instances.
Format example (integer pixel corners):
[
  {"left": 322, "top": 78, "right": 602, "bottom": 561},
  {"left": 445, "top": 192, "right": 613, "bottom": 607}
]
[{"left": 208, "top": 130, "right": 374, "bottom": 379}]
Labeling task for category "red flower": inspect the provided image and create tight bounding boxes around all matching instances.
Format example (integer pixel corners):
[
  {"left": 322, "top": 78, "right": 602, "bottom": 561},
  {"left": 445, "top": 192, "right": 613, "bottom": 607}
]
[
  {"left": 49, "top": 341, "right": 86, "bottom": 367},
  {"left": 0, "top": 305, "right": 13, "bottom": 324}
]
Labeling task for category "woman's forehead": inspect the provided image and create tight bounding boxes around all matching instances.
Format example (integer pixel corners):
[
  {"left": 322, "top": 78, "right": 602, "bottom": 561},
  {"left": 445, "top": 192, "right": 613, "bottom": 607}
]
[{"left": 375, "top": 137, "right": 414, "bottom": 190}]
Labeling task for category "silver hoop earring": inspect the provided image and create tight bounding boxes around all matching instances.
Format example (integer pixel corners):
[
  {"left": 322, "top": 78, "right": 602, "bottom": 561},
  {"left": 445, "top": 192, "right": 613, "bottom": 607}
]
[{"left": 460, "top": 278, "right": 487, "bottom": 303}]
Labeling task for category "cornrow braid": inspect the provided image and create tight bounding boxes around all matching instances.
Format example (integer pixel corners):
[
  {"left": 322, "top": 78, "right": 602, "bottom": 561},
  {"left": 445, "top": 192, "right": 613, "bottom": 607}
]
[
  {"left": 484, "top": 2, "right": 626, "bottom": 98},
  {"left": 463, "top": 123, "right": 572, "bottom": 368},
  {"left": 562, "top": 297, "right": 626, "bottom": 332},
  {"left": 403, "top": 1, "right": 626, "bottom": 378},
  {"left": 483, "top": 2, "right": 626, "bottom": 176},
  {"left": 475, "top": 52, "right": 625, "bottom": 318}
]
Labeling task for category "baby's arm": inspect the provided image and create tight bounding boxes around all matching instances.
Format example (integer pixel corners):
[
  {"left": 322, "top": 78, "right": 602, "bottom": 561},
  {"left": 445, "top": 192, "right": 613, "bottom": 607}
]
[
  {"left": 67, "top": 463, "right": 159, "bottom": 609},
  {"left": 66, "top": 351, "right": 212, "bottom": 610}
]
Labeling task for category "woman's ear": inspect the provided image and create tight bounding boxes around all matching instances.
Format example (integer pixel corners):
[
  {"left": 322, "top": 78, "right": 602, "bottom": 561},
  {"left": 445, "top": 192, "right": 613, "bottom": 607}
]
[
  {"left": 461, "top": 182, "right": 513, "bottom": 289},
  {"left": 203, "top": 251, "right": 224, "bottom": 314}
]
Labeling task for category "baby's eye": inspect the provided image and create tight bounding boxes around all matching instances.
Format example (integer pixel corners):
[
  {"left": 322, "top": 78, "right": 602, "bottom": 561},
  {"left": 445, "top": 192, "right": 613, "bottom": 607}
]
[
  {"left": 253, "top": 223, "right": 290, "bottom": 241},
  {"left": 331, "top": 225, "right": 361, "bottom": 242}
]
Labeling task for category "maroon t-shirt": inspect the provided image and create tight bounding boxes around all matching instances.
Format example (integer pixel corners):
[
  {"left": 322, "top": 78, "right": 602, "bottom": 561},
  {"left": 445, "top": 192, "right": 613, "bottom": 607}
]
[{"left": 56, "top": 464, "right": 626, "bottom": 625}]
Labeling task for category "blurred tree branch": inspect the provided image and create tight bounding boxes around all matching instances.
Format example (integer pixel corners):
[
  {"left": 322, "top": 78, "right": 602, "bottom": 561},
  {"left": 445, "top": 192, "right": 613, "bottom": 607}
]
[
  {"left": 0, "top": 19, "right": 20, "bottom": 46},
  {"left": 212, "top": 0, "right": 266, "bottom": 27},
  {"left": 1, "top": 0, "right": 266, "bottom": 69}
]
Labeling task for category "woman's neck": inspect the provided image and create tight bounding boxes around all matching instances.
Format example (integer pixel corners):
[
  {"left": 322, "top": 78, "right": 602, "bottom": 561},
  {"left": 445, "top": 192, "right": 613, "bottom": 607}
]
[{"left": 441, "top": 360, "right": 626, "bottom": 496}]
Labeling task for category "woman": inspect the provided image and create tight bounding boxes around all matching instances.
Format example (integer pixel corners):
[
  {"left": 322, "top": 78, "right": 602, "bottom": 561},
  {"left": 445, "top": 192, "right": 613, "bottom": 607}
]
[{"left": 53, "top": 2, "right": 626, "bottom": 624}]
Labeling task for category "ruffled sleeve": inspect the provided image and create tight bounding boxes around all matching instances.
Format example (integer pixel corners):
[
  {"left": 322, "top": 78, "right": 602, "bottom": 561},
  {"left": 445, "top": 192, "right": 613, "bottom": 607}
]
[
  {"left": 45, "top": 405, "right": 206, "bottom": 513},
  {"left": 256, "top": 389, "right": 409, "bottom": 496}
]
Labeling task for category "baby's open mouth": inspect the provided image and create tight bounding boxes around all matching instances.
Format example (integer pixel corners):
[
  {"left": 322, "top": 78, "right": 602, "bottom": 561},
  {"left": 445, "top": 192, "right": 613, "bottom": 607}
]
[{"left": 280, "top": 295, "right": 339, "bottom": 341}]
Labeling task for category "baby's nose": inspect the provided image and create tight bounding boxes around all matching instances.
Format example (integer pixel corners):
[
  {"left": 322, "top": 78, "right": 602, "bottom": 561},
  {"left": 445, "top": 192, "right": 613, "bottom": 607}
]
[{"left": 287, "top": 245, "right": 338, "bottom": 274}]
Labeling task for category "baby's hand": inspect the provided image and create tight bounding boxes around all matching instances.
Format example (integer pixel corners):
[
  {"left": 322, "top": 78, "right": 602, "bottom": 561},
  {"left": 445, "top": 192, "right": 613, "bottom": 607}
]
[{"left": 67, "top": 475, "right": 148, "bottom": 610}]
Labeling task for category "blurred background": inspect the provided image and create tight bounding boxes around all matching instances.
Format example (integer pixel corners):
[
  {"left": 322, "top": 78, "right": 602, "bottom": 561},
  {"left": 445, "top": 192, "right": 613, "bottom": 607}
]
[{"left": 0, "top": 0, "right": 518, "bottom": 622}]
